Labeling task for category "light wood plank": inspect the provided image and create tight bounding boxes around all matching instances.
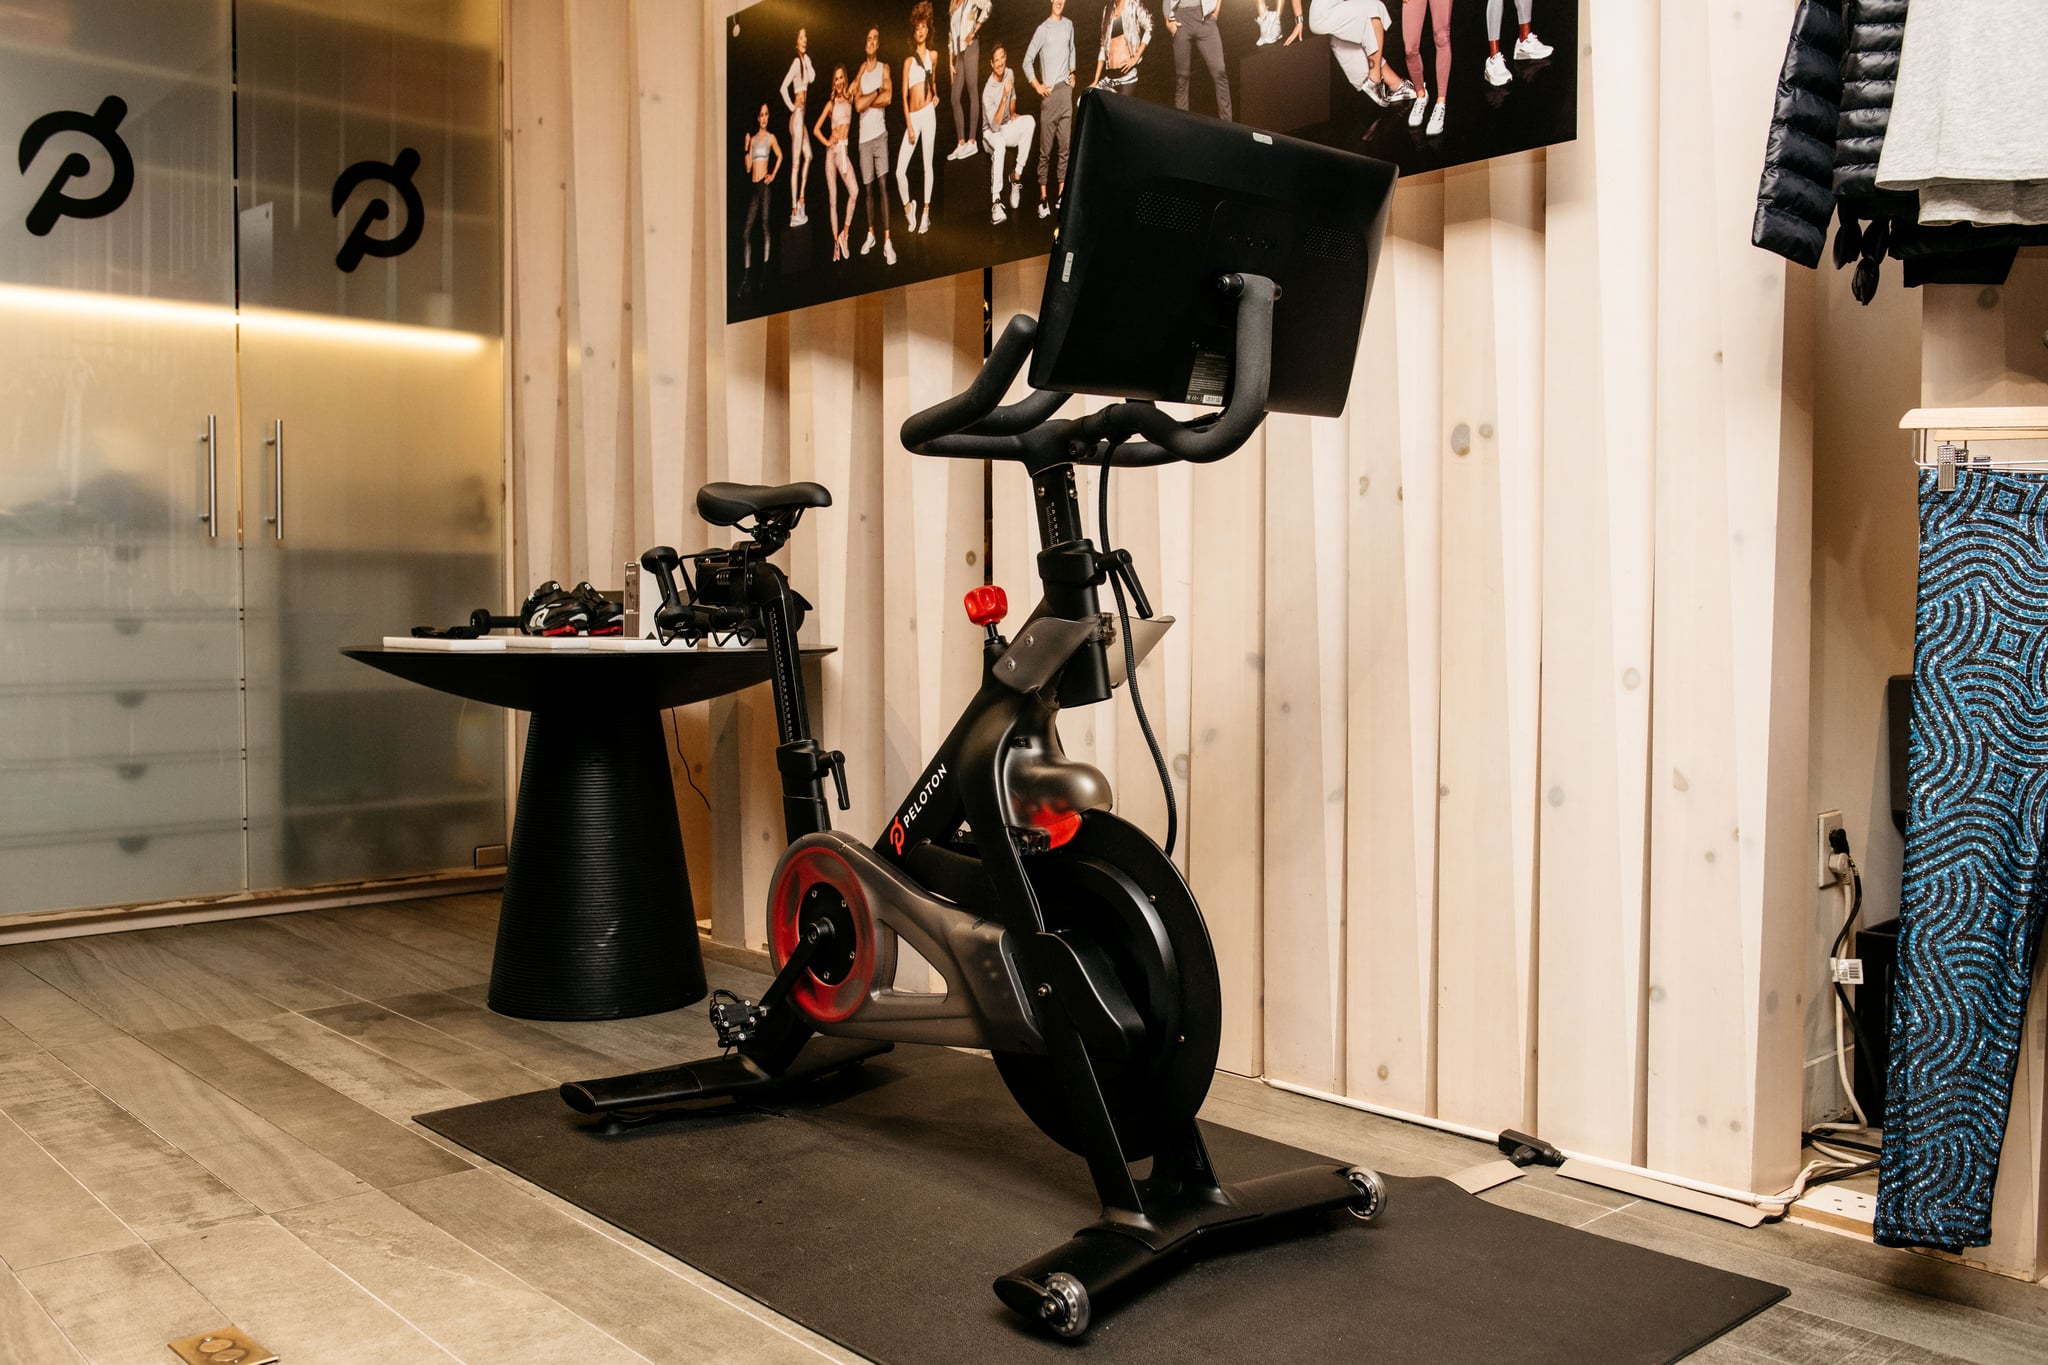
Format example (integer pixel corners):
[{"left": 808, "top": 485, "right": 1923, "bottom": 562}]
[
  {"left": 270, "top": 910, "right": 485, "bottom": 994},
  {"left": 0, "top": 1108, "right": 137, "bottom": 1269},
  {"left": 151, "top": 1215, "right": 458, "bottom": 1364},
  {"left": 51, "top": 1035, "right": 371, "bottom": 1213},
  {"left": 1259, "top": 410, "right": 1348, "bottom": 1093},
  {"left": 186, "top": 917, "right": 429, "bottom": 1003},
  {"left": 0, "top": 941, "right": 208, "bottom": 1037},
  {"left": 317, "top": 905, "right": 497, "bottom": 978},
  {"left": 373, "top": 990, "right": 626, "bottom": 1080},
  {"left": 507, "top": 0, "right": 574, "bottom": 595},
  {"left": 0, "top": 1262, "right": 85, "bottom": 1362},
  {"left": 444, "top": 979, "right": 723, "bottom": 1072},
  {"left": 0, "top": 1049, "right": 252, "bottom": 1242},
  {"left": 15, "top": 1244, "right": 225, "bottom": 1365},
  {"left": 137, "top": 1025, "right": 471, "bottom": 1190},
  {"left": 223, "top": 1013, "right": 483, "bottom": 1131},
  {"left": 391, "top": 1168, "right": 833, "bottom": 1363},
  {"left": 151, "top": 918, "right": 360, "bottom": 1012},
  {"left": 1534, "top": 0, "right": 1657, "bottom": 1167},
  {"left": 50, "top": 929, "right": 291, "bottom": 1026},
  {"left": 0, "top": 1014, "right": 36, "bottom": 1057},
  {"left": 277, "top": 1190, "right": 653, "bottom": 1362},
  {"left": 301, "top": 999, "right": 555, "bottom": 1102},
  {"left": 560, "top": 0, "right": 634, "bottom": 585},
  {"left": 1186, "top": 418, "right": 1266, "bottom": 1079},
  {"left": 1342, "top": 173, "right": 1443, "bottom": 1113}
]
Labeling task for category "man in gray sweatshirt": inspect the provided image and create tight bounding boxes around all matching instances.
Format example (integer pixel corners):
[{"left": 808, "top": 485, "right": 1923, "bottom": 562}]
[{"left": 1023, "top": 0, "right": 1078, "bottom": 218}]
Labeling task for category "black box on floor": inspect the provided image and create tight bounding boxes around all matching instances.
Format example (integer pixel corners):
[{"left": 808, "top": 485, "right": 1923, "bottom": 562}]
[{"left": 1853, "top": 917, "right": 1900, "bottom": 1125}]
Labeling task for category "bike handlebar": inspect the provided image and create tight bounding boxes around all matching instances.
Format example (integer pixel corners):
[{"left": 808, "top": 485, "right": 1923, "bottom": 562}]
[{"left": 899, "top": 273, "right": 1280, "bottom": 470}]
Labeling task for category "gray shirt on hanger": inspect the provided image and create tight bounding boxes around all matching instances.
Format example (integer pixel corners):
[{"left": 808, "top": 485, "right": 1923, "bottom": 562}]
[{"left": 1876, "top": 0, "right": 2048, "bottom": 226}]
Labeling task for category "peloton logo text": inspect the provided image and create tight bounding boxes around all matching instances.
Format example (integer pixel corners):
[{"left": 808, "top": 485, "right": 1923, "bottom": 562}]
[{"left": 888, "top": 764, "right": 947, "bottom": 855}]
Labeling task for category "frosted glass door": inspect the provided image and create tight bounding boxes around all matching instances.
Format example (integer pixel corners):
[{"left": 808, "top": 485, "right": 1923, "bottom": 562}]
[
  {"left": 237, "top": 0, "right": 505, "bottom": 888},
  {"left": 0, "top": 0, "right": 243, "bottom": 914}
]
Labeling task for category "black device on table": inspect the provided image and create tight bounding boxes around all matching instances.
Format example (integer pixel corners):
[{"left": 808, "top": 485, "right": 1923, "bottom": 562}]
[{"left": 561, "top": 90, "right": 1398, "bottom": 1339}]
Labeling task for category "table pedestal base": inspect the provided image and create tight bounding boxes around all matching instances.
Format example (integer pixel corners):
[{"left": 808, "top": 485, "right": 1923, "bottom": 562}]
[{"left": 490, "top": 708, "right": 707, "bottom": 1020}]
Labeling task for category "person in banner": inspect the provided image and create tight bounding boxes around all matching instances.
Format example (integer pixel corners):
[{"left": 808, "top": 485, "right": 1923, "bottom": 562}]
[
  {"left": 982, "top": 43, "right": 1036, "bottom": 222},
  {"left": 1481, "top": 0, "right": 1552, "bottom": 88},
  {"left": 1023, "top": 0, "right": 1078, "bottom": 219},
  {"left": 854, "top": 26, "right": 899, "bottom": 265},
  {"left": 812, "top": 64, "right": 861, "bottom": 261},
  {"left": 1162, "top": 0, "right": 1230, "bottom": 121},
  {"left": 949, "top": 0, "right": 994, "bottom": 160},
  {"left": 739, "top": 101, "right": 784, "bottom": 290},
  {"left": 777, "top": 27, "right": 815, "bottom": 226},
  {"left": 898, "top": 3, "right": 941, "bottom": 235},
  {"left": 1308, "top": 0, "right": 1414, "bottom": 108},
  {"left": 1092, "top": 0, "right": 1153, "bottom": 89}
]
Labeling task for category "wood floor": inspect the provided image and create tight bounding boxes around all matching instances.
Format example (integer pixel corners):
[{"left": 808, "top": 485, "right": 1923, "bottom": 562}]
[{"left": 0, "top": 895, "right": 2042, "bottom": 1364}]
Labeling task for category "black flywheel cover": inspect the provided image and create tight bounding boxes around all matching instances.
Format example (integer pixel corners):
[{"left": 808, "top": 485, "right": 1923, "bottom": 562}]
[{"left": 994, "top": 811, "right": 1223, "bottom": 1160}]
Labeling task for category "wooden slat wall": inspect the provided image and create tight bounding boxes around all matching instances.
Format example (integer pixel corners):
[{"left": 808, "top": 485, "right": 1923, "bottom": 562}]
[{"left": 506, "top": 0, "right": 1822, "bottom": 1195}]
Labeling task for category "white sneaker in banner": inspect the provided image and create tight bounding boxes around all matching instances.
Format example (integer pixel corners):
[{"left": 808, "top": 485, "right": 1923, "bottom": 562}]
[
  {"left": 884, "top": 238, "right": 897, "bottom": 265},
  {"left": 1408, "top": 93, "right": 1430, "bottom": 128},
  {"left": 1484, "top": 52, "right": 1511, "bottom": 86},
  {"left": 1363, "top": 79, "right": 1389, "bottom": 107},
  {"left": 1010, "top": 181, "right": 1022, "bottom": 209},
  {"left": 1037, "top": 200, "right": 1051, "bottom": 219},
  {"left": 1515, "top": 32, "right": 1553, "bottom": 60},
  {"left": 1256, "top": 10, "right": 1279, "bottom": 44},
  {"left": 1425, "top": 101, "right": 1445, "bottom": 135},
  {"left": 919, "top": 206, "right": 931, "bottom": 233},
  {"left": 992, "top": 201, "right": 1007, "bottom": 224},
  {"left": 861, "top": 230, "right": 875, "bottom": 255}
]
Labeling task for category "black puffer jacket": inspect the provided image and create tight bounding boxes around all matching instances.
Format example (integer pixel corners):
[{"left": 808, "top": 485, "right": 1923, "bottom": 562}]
[
  {"left": 1833, "top": 0, "right": 1910, "bottom": 210},
  {"left": 1752, "top": 0, "right": 1845, "bottom": 268},
  {"left": 1754, "top": 0, "right": 2046, "bottom": 299}
]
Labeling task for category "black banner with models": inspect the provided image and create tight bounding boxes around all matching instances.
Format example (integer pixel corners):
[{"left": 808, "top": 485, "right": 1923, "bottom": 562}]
[{"left": 726, "top": 0, "right": 1575, "bottom": 321}]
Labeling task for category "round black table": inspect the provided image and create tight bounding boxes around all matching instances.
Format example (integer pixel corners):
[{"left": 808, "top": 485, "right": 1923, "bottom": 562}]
[{"left": 345, "top": 644, "right": 830, "bottom": 1021}]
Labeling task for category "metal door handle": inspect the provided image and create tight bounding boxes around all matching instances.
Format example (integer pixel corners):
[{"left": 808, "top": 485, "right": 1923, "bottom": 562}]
[
  {"left": 199, "top": 415, "right": 218, "bottom": 538},
  {"left": 265, "top": 419, "right": 284, "bottom": 541}
]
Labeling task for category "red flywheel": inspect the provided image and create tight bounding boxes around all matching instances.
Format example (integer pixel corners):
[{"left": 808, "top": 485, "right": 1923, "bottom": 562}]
[{"left": 768, "top": 843, "right": 880, "bottom": 1024}]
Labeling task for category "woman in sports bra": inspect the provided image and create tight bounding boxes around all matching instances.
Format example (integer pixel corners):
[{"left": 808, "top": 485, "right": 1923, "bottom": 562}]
[
  {"left": 811, "top": 65, "right": 860, "bottom": 261},
  {"left": 897, "top": 2, "right": 941, "bottom": 235},
  {"left": 739, "top": 103, "right": 783, "bottom": 287},
  {"left": 1094, "top": 0, "right": 1153, "bottom": 89},
  {"left": 778, "top": 28, "right": 815, "bottom": 228}
]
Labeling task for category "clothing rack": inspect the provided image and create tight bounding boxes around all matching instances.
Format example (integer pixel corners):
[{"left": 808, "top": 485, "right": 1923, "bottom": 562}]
[{"left": 1903, "top": 407, "right": 2048, "bottom": 491}]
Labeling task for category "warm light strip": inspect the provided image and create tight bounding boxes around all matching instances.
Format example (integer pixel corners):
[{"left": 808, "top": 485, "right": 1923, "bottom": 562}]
[
  {"left": 240, "top": 307, "right": 489, "bottom": 354},
  {"left": 0, "top": 282, "right": 489, "bottom": 354}
]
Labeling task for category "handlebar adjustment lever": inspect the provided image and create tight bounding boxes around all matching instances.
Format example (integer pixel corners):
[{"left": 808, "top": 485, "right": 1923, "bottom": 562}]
[{"left": 1105, "top": 549, "right": 1153, "bottom": 619}]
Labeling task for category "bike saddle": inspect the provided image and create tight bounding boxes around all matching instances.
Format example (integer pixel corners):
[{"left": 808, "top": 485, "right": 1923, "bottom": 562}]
[{"left": 697, "top": 481, "right": 832, "bottom": 527}]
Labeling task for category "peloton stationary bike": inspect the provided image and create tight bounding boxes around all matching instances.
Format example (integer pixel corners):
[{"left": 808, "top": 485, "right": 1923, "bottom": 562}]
[{"left": 561, "top": 92, "right": 1398, "bottom": 1338}]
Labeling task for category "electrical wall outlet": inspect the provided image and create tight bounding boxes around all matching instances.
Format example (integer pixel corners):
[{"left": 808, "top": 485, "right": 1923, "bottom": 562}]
[{"left": 1817, "top": 809, "right": 1844, "bottom": 887}]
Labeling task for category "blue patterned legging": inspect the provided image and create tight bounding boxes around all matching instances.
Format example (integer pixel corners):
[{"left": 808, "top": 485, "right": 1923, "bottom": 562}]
[{"left": 1877, "top": 468, "right": 2048, "bottom": 1251}]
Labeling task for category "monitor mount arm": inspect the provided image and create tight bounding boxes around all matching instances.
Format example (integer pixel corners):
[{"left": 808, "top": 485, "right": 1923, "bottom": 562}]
[{"left": 901, "top": 273, "right": 1280, "bottom": 471}]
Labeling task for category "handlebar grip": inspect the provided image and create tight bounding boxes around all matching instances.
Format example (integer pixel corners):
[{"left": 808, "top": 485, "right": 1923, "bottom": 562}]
[{"left": 900, "top": 314, "right": 1039, "bottom": 453}]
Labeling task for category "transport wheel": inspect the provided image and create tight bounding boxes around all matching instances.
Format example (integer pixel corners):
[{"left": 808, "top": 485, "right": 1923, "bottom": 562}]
[
  {"left": 994, "top": 812, "right": 1223, "bottom": 1161},
  {"left": 1346, "top": 1166, "right": 1388, "bottom": 1222}
]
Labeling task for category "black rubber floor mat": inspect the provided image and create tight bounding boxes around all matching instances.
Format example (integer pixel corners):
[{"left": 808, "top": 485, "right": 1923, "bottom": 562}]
[{"left": 419, "top": 1045, "right": 1785, "bottom": 1363}]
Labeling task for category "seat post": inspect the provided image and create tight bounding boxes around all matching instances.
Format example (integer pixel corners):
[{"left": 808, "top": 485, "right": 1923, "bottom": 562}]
[{"left": 747, "top": 554, "right": 841, "bottom": 842}]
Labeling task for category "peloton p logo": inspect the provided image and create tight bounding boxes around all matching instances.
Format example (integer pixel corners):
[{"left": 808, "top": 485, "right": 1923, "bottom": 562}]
[
  {"left": 331, "top": 146, "right": 425, "bottom": 273},
  {"left": 889, "top": 764, "right": 948, "bottom": 854},
  {"left": 17, "top": 96, "right": 134, "bottom": 237}
]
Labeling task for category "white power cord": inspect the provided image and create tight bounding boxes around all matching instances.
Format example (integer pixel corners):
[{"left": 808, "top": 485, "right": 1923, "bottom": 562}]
[{"left": 1757, "top": 849, "right": 1879, "bottom": 1217}]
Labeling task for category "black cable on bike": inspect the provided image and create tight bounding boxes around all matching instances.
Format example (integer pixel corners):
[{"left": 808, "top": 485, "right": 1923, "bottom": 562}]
[{"left": 1096, "top": 445, "right": 1177, "bottom": 859}]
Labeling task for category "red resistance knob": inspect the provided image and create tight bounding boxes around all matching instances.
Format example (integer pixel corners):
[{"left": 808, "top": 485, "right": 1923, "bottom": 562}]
[{"left": 964, "top": 584, "right": 1008, "bottom": 627}]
